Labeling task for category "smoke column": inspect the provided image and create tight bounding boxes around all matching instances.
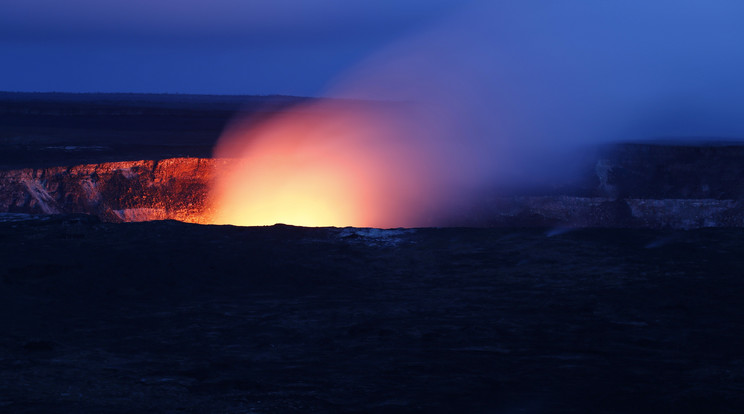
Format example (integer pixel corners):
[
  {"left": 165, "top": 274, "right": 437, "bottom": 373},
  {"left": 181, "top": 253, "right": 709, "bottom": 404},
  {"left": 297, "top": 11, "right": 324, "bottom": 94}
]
[{"left": 212, "top": 0, "right": 744, "bottom": 228}]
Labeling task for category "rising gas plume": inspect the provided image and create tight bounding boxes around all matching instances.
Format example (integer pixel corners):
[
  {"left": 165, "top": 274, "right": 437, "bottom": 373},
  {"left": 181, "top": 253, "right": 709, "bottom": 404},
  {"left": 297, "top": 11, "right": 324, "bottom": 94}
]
[
  {"left": 211, "top": 102, "right": 460, "bottom": 227},
  {"left": 212, "top": 0, "right": 744, "bottom": 228}
]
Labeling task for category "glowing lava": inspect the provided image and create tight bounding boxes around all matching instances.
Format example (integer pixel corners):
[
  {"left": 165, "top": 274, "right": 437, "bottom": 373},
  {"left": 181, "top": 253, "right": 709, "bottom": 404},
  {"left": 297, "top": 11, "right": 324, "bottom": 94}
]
[{"left": 211, "top": 102, "right": 438, "bottom": 228}]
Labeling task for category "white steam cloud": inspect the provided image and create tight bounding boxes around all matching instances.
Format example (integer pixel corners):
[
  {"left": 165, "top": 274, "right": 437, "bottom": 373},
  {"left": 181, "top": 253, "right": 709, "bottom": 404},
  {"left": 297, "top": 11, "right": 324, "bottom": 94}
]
[{"left": 214, "top": 0, "right": 744, "bottom": 227}]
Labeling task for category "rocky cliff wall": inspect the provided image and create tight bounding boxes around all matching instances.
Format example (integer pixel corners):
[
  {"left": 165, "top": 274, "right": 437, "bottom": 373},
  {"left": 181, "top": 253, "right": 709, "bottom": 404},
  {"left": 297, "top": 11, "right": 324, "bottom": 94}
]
[
  {"left": 0, "top": 158, "right": 221, "bottom": 224},
  {"left": 595, "top": 142, "right": 744, "bottom": 199},
  {"left": 2, "top": 142, "right": 744, "bottom": 228}
]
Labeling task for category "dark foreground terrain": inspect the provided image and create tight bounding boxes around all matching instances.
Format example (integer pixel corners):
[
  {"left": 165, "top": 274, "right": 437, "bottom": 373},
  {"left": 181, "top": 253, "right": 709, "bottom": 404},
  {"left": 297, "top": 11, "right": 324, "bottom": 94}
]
[{"left": 1, "top": 216, "right": 743, "bottom": 413}]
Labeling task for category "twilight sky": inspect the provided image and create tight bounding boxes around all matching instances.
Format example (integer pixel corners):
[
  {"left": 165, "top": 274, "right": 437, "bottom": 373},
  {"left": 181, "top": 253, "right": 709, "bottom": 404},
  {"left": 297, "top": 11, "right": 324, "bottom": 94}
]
[
  {"left": 0, "top": 0, "right": 465, "bottom": 95},
  {"left": 2, "top": 0, "right": 744, "bottom": 111}
]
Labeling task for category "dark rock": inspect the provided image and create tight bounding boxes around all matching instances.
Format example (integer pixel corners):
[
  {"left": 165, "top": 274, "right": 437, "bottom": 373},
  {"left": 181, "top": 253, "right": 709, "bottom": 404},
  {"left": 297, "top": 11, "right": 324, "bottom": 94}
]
[
  {"left": 1, "top": 220, "right": 743, "bottom": 412},
  {"left": 22, "top": 341, "right": 55, "bottom": 352}
]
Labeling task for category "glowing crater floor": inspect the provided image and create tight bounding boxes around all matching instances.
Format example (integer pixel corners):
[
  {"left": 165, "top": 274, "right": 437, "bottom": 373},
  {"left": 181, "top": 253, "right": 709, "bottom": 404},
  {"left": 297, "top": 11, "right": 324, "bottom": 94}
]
[{"left": 1, "top": 217, "right": 743, "bottom": 413}]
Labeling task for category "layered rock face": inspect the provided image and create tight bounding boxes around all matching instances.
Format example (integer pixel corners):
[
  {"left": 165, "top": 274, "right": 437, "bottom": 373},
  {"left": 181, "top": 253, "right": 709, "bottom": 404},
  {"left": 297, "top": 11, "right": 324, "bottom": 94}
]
[
  {"left": 0, "top": 158, "right": 220, "bottom": 224},
  {"left": 470, "top": 143, "right": 744, "bottom": 228},
  {"left": 1, "top": 142, "right": 744, "bottom": 228},
  {"left": 451, "top": 143, "right": 744, "bottom": 229}
]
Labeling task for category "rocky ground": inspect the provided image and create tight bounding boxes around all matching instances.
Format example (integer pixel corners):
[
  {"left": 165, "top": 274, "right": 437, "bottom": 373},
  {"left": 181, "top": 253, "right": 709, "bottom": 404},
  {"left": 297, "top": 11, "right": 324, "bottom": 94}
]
[{"left": 1, "top": 216, "right": 744, "bottom": 413}]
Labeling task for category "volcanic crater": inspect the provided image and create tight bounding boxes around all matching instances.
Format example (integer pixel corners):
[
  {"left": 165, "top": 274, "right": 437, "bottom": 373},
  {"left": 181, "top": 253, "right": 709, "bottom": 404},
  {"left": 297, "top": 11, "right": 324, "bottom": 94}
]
[
  {"left": 3, "top": 93, "right": 744, "bottom": 413},
  {"left": 3, "top": 144, "right": 744, "bottom": 229}
]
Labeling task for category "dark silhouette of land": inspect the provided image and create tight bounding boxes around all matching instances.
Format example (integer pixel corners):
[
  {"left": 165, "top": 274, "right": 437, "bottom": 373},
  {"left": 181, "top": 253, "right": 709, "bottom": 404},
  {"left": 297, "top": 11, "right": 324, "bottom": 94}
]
[
  {"left": 0, "top": 92, "right": 306, "bottom": 169},
  {"left": 2, "top": 219, "right": 744, "bottom": 413}
]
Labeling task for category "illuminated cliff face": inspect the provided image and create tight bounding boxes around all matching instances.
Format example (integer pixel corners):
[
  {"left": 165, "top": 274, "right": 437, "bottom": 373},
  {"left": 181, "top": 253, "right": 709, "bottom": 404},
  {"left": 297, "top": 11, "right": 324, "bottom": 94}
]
[
  {"left": 0, "top": 158, "right": 219, "bottom": 223},
  {"left": 210, "top": 102, "right": 442, "bottom": 228}
]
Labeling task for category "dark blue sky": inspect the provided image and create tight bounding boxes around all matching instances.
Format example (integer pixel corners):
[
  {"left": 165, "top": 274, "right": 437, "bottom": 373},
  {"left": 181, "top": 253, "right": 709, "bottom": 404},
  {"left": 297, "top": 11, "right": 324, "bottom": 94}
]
[
  {"left": 2, "top": 0, "right": 744, "bottom": 141},
  {"left": 0, "top": 0, "right": 465, "bottom": 96}
]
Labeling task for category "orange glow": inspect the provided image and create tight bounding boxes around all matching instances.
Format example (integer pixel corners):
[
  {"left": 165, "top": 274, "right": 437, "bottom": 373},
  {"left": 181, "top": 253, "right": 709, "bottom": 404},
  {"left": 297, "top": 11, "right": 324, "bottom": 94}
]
[{"left": 211, "top": 102, "right": 438, "bottom": 228}]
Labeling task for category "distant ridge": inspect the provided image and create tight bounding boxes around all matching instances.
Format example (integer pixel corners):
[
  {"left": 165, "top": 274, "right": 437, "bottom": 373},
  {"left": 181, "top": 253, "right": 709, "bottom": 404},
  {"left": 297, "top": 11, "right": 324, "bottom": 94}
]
[
  {"left": 0, "top": 91, "right": 310, "bottom": 109},
  {"left": 0, "top": 91, "right": 310, "bottom": 100},
  {"left": 0, "top": 91, "right": 395, "bottom": 114},
  {"left": 619, "top": 137, "right": 744, "bottom": 146}
]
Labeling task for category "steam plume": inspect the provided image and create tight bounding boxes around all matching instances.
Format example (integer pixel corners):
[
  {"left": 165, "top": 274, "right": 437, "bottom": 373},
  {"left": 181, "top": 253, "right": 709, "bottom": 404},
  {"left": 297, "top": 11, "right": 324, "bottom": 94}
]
[{"left": 212, "top": 0, "right": 744, "bottom": 227}]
